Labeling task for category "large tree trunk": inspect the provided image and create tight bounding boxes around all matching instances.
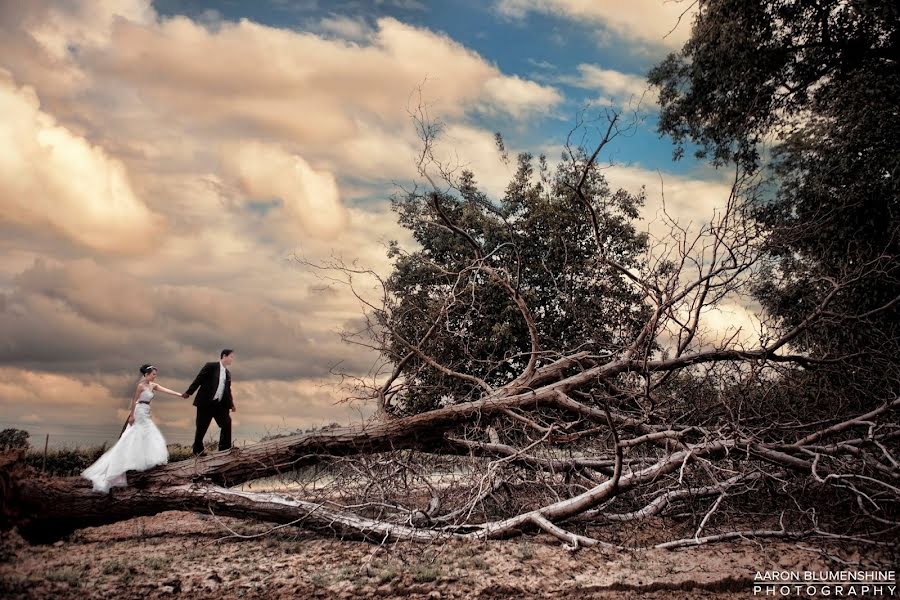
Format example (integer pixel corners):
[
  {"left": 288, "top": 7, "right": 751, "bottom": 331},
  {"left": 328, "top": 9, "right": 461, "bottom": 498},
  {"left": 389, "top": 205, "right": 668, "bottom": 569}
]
[
  {"left": 1, "top": 384, "right": 578, "bottom": 541},
  {"left": 2, "top": 439, "right": 716, "bottom": 545},
  {"left": 3, "top": 396, "right": 896, "bottom": 546}
]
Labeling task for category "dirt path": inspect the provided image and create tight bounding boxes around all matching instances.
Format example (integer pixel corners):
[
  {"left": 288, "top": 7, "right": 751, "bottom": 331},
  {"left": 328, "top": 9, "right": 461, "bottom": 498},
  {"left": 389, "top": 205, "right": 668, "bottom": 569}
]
[{"left": 0, "top": 511, "right": 888, "bottom": 599}]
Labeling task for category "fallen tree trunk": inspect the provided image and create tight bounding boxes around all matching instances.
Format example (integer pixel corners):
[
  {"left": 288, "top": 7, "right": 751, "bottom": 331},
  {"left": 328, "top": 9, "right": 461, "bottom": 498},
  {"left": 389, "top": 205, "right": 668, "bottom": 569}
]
[
  {"left": 0, "top": 382, "right": 629, "bottom": 541},
  {"left": 120, "top": 376, "right": 664, "bottom": 490},
  {"left": 9, "top": 476, "right": 446, "bottom": 544},
  {"left": 4, "top": 438, "right": 721, "bottom": 544},
  {"left": 3, "top": 397, "right": 896, "bottom": 545}
]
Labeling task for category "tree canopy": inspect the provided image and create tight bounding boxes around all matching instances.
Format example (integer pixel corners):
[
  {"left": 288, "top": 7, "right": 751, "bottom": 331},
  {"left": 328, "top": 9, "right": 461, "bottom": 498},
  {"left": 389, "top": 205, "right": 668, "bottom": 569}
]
[
  {"left": 649, "top": 0, "right": 900, "bottom": 408},
  {"left": 382, "top": 153, "right": 650, "bottom": 414}
]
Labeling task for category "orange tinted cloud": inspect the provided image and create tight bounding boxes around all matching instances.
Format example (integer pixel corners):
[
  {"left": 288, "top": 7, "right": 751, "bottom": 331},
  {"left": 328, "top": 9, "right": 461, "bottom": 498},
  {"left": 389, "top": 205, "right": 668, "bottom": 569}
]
[{"left": 0, "top": 73, "right": 163, "bottom": 253}]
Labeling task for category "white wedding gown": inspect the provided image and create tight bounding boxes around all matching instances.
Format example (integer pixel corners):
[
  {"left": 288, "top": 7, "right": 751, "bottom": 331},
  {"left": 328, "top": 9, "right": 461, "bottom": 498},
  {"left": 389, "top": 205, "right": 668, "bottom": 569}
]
[{"left": 82, "top": 387, "right": 168, "bottom": 492}]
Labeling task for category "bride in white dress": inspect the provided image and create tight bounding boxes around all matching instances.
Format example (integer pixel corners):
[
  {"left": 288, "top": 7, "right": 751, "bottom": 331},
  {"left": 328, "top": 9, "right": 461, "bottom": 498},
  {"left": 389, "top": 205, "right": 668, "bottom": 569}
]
[{"left": 82, "top": 364, "right": 182, "bottom": 493}]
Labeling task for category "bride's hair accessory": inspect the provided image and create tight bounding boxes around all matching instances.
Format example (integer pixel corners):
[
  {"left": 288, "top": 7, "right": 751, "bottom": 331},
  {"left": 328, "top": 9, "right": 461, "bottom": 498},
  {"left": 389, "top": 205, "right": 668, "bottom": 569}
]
[{"left": 140, "top": 364, "right": 157, "bottom": 375}]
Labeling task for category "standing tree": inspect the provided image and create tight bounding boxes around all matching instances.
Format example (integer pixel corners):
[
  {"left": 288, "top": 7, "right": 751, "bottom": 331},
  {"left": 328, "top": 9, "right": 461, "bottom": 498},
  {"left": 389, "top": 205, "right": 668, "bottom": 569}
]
[
  {"left": 382, "top": 150, "right": 650, "bottom": 414},
  {"left": 649, "top": 0, "right": 900, "bottom": 415}
]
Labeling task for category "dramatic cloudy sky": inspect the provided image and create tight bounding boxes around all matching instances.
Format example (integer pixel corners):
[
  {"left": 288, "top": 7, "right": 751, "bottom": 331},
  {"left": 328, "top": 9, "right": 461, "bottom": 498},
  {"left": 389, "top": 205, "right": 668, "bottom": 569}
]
[{"left": 0, "top": 0, "right": 747, "bottom": 447}]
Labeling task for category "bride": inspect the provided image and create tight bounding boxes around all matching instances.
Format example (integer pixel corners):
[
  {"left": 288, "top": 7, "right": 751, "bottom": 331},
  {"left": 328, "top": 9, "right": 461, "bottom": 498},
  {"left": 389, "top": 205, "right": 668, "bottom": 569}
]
[{"left": 82, "top": 364, "right": 182, "bottom": 493}]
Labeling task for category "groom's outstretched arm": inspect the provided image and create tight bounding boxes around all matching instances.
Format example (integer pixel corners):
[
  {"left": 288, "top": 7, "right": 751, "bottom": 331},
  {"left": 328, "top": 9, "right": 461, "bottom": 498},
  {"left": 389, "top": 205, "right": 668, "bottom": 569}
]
[{"left": 184, "top": 363, "right": 210, "bottom": 397}]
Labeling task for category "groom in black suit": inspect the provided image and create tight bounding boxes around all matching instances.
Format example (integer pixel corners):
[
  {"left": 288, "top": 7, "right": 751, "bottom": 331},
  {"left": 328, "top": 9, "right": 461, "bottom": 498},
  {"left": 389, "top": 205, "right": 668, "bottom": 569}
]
[{"left": 183, "top": 349, "right": 236, "bottom": 455}]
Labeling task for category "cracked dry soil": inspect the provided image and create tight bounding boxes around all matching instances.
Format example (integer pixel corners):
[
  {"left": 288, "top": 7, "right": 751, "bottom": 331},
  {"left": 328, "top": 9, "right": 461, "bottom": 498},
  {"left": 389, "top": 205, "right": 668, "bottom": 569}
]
[{"left": 1, "top": 511, "right": 891, "bottom": 599}]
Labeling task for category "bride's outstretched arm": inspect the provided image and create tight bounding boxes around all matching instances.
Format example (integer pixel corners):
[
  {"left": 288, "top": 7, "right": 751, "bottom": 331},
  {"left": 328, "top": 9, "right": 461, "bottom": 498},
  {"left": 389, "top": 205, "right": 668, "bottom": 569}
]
[{"left": 151, "top": 383, "right": 183, "bottom": 397}]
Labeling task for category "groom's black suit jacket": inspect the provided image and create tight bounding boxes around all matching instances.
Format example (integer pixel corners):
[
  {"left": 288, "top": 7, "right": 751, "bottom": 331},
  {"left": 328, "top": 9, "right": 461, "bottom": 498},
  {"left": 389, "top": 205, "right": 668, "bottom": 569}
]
[{"left": 186, "top": 361, "right": 233, "bottom": 409}]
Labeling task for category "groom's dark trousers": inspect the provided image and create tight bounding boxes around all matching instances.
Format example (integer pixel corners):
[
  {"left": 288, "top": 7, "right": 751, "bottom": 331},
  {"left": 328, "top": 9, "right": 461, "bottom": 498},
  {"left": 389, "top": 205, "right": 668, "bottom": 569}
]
[
  {"left": 193, "top": 403, "right": 232, "bottom": 454},
  {"left": 185, "top": 361, "right": 233, "bottom": 454}
]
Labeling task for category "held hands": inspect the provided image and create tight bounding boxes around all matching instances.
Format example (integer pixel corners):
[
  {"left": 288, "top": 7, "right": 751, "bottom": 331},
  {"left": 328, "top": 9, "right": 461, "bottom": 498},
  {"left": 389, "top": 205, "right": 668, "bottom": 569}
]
[
  {"left": 182, "top": 392, "right": 190, "bottom": 399},
  {"left": 230, "top": 405, "right": 236, "bottom": 413}
]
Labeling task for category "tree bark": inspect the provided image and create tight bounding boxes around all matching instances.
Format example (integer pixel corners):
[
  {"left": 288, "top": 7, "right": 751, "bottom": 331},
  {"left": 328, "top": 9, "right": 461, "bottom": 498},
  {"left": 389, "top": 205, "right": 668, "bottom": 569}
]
[{"left": 3, "top": 394, "right": 895, "bottom": 545}]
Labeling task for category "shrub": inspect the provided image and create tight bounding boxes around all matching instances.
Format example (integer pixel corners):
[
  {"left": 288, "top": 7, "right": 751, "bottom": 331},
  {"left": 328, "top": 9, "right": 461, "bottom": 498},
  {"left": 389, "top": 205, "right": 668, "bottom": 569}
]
[
  {"left": 0, "top": 428, "right": 30, "bottom": 452},
  {"left": 24, "top": 443, "right": 195, "bottom": 477}
]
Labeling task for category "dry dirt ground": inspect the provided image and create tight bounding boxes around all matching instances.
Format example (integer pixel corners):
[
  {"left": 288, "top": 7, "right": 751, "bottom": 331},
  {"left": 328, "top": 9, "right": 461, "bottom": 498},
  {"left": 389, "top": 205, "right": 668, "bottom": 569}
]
[{"left": 0, "top": 511, "right": 892, "bottom": 599}]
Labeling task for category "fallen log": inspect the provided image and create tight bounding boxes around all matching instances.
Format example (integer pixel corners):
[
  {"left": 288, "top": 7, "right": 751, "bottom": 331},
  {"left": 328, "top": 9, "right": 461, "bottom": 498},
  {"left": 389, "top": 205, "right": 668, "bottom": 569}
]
[
  {"left": 3, "top": 438, "right": 723, "bottom": 544},
  {"left": 3, "top": 389, "right": 895, "bottom": 546}
]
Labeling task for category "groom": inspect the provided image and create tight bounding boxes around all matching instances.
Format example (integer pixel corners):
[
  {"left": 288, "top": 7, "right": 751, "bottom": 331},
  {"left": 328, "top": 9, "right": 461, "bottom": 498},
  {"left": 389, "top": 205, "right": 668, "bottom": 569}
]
[{"left": 183, "top": 349, "right": 236, "bottom": 456}]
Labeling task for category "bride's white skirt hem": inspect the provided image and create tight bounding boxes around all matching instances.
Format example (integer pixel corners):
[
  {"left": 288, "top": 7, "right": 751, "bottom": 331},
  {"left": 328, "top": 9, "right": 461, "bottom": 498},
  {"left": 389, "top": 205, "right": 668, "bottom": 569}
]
[{"left": 82, "top": 404, "right": 168, "bottom": 493}]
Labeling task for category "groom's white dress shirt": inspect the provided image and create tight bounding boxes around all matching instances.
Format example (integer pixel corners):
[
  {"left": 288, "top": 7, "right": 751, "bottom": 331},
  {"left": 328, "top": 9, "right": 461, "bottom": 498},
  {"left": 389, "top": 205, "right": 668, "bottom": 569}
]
[{"left": 213, "top": 360, "right": 226, "bottom": 402}]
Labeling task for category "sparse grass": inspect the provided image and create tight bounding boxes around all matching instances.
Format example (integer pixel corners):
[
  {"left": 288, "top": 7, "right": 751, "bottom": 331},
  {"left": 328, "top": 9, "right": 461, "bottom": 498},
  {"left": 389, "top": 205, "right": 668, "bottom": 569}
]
[
  {"left": 376, "top": 566, "right": 399, "bottom": 583},
  {"left": 450, "top": 544, "right": 492, "bottom": 572},
  {"left": 46, "top": 566, "right": 87, "bottom": 587},
  {"left": 67, "top": 531, "right": 86, "bottom": 543},
  {"left": 309, "top": 565, "right": 367, "bottom": 588},
  {"left": 182, "top": 547, "right": 207, "bottom": 561},
  {"left": 101, "top": 558, "right": 138, "bottom": 584},
  {"left": 145, "top": 555, "right": 172, "bottom": 571},
  {"left": 411, "top": 563, "right": 441, "bottom": 583},
  {"left": 102, "top": 560, "right": 128, "bottom": 576},
  {"left": 519, "top": 541, "right": 534, "bottom": 561}
]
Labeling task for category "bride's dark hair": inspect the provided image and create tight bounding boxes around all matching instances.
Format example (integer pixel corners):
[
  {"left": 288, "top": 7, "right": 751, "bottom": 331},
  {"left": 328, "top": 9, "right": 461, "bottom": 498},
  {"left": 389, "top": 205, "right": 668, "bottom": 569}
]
[{"left": 139, "top": 364, "right": 157, "bottom": 376}]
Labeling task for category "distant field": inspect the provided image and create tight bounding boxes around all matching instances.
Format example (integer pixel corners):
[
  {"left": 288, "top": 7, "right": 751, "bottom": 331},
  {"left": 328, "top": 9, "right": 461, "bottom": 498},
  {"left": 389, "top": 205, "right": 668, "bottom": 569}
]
[{"left": 22, "top": 443, "right": 196, "bottom": 477}]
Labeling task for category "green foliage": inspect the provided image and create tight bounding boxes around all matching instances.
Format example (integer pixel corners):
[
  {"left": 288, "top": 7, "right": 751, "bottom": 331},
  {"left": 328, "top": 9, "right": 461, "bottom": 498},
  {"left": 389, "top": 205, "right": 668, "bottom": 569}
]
[
  {"left": 751, "top": 64, "right": 900, "bottom": 406},
  {"left": 24, "top": 443, "right": 195, "bottom": 477},
  {"left": 650, "top": 0, "right": 900, "bottom": 408},
  {"left": 649, "top": 0, "right": 898, "bottom": 171},
  {"left": 24, "top": 446, "right": 107, "bottom": 476},
  {"left": 384, "top": 153, "right": 650, "bottom": 413},
  {"left": 0, "top": 428, "right": 30, "bottom": 452}
]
